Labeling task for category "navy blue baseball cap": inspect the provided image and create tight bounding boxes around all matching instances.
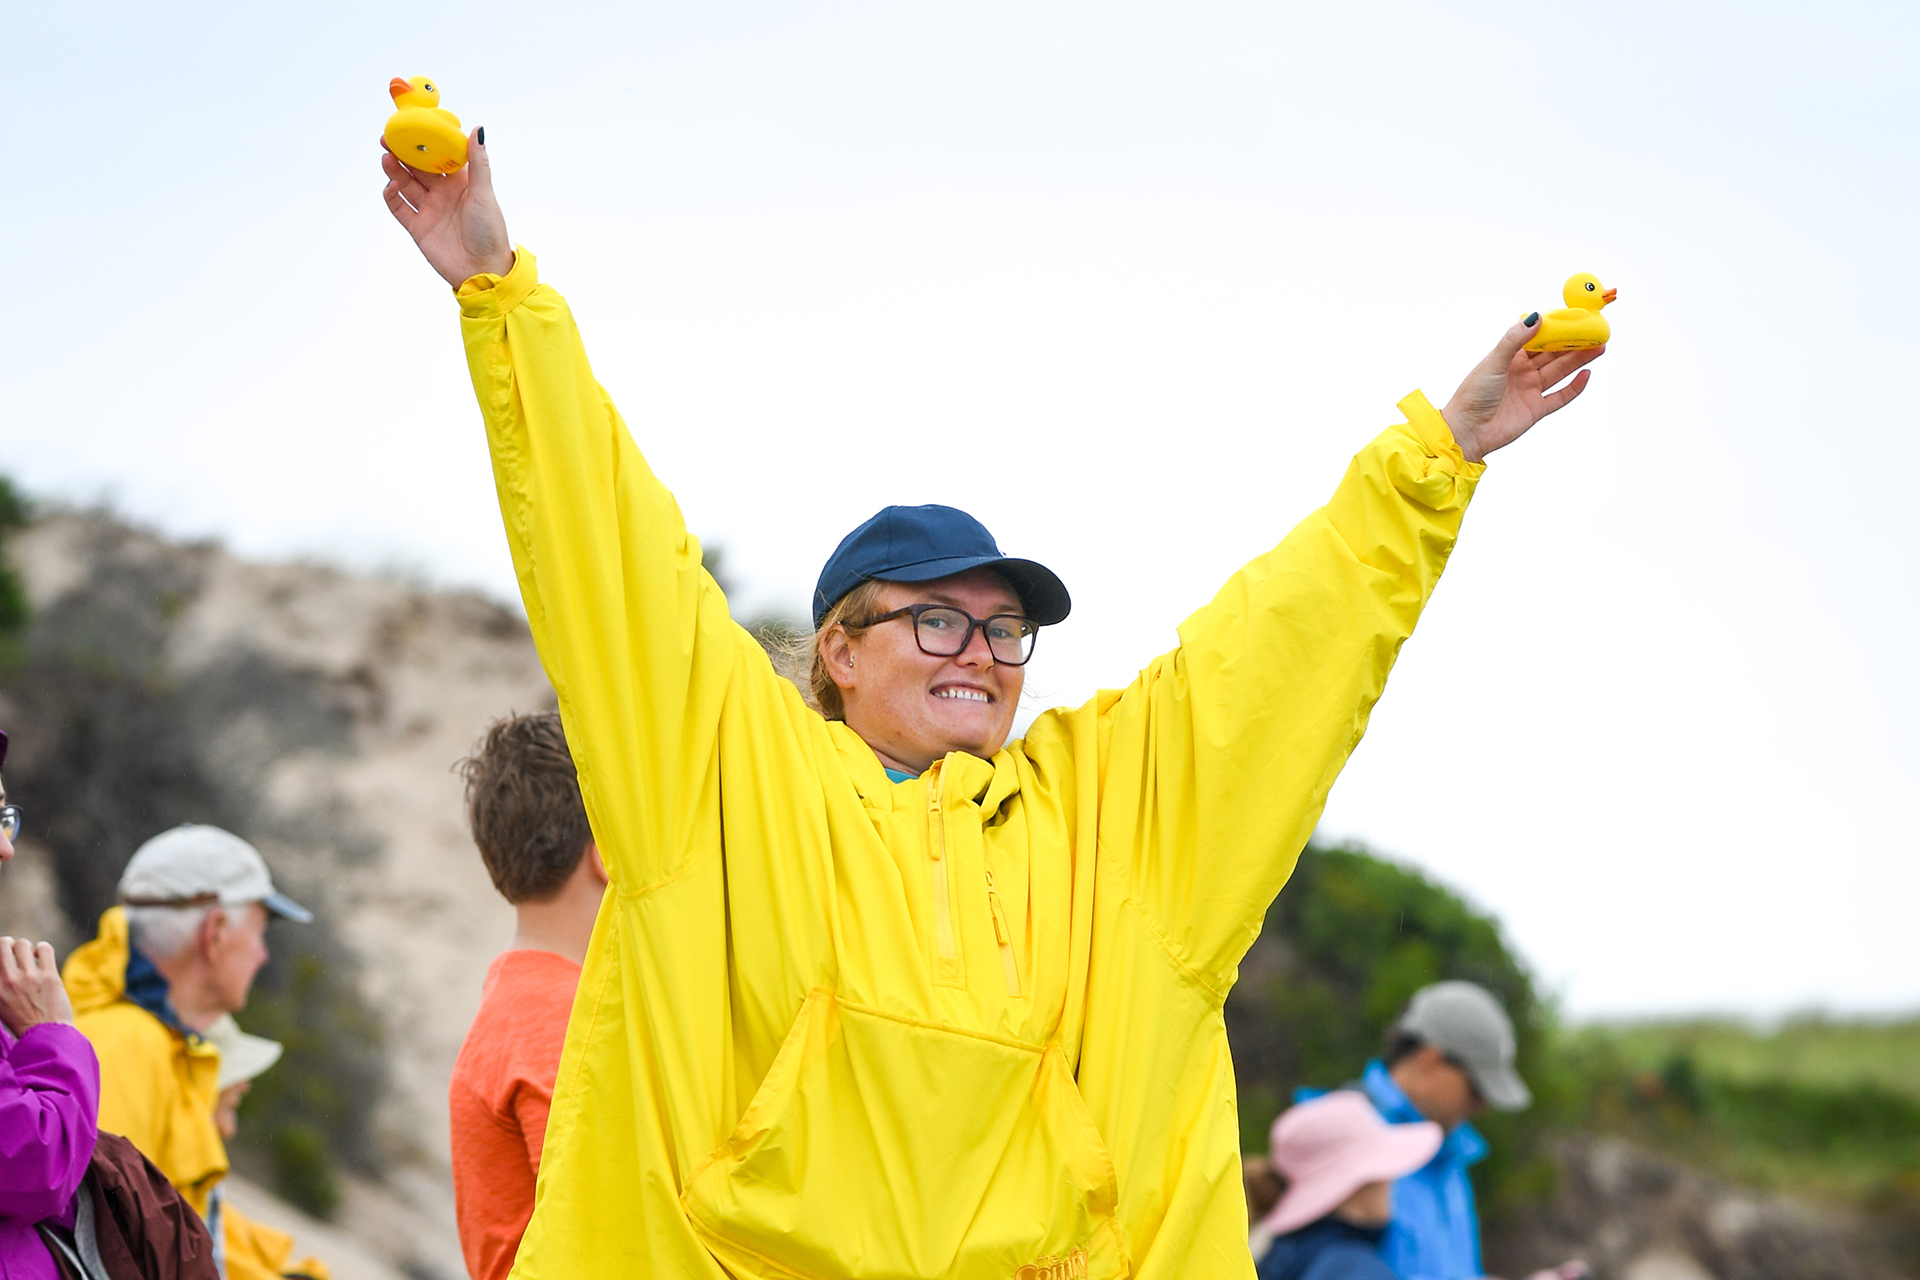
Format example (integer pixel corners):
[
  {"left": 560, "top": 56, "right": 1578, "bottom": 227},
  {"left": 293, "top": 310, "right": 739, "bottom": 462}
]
[{"left": 813, "top": 505, "right": 1071, "bottom": 629}]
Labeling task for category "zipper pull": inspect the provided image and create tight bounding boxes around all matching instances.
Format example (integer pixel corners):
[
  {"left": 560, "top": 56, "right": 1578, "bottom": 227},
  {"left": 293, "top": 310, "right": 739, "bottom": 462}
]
[
  {"left": 986, "top": 872, "right": 1022, "bottom": 997},
  {"left": 985, "top": 872, "right": 1010, "bottom": 944}
]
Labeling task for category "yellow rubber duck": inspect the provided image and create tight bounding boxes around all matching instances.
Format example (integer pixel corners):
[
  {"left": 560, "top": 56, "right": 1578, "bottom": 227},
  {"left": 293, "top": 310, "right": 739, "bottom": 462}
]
[
  {"left": 383, "top": 76, "right": 467, "bottom": 175},
  {"left": 1524, "top": 273, "right": 1617, "bottom": 352}
]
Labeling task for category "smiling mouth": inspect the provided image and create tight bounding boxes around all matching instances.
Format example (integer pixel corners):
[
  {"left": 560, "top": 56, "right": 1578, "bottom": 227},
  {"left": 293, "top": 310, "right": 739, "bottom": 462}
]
[{"left": 933, "top": 687, "right": 992, "bottom": 704}]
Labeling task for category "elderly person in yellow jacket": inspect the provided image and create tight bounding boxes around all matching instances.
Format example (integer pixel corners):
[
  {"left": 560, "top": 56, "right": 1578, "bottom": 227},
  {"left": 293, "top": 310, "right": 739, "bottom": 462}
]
[
  {"left": 64, "top": 825, "right": 327, "bottom": 1280},
  {"left": 381, "top": 134, "right": 1602, "bottom": 1279}
]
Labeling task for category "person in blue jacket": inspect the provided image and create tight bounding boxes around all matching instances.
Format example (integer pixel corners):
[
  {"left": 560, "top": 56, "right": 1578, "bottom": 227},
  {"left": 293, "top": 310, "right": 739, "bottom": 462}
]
[{"left": 1303, "top": 982, "right": 1585, "bottom": 1280}]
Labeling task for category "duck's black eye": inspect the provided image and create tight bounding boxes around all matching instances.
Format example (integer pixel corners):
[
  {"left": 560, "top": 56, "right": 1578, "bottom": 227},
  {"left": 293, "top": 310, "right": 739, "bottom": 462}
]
[
  {"left": 1585, "top": 281, "right": 1596, "bottom": 291},
  {"left": 424, "top": 82, "right": 435, "bottom": 92}
]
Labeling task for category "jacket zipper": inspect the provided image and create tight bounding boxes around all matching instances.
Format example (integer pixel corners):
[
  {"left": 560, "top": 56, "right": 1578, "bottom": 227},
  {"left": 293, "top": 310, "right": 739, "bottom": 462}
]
[
  {"left": 928, "top": 777, "right": 956, "bottom": 961},
  {"left": 985, "top": 870, "right": 1022, "bottom": 997}
]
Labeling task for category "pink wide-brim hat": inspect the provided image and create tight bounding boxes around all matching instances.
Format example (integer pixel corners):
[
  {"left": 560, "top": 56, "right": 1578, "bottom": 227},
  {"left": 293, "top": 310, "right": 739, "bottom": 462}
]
[{"left": 1256, "top": 1090, "right": 1443, "bottom": 1237}]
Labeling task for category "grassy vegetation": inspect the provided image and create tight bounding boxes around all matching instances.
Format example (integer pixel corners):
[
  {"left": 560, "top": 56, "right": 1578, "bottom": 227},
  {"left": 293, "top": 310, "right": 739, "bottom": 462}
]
[
  {"left": 1555, "top": 1018, "right": 1920, "bottom": 1219},
  {"left": 1567, "top": 1015, "right": 1920, "bottom": 1099}
]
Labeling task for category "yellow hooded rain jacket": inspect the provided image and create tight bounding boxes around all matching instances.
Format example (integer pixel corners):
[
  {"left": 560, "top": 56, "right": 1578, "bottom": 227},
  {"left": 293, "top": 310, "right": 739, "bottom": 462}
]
[{"left": 459, "top": 249, "right": 1482, "bottom": 1279}]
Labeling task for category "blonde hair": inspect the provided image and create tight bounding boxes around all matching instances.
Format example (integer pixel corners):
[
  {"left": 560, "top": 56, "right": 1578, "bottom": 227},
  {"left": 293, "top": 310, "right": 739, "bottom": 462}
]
[{"left": 765, "top": 579, "right": 891, "bottom": 721}]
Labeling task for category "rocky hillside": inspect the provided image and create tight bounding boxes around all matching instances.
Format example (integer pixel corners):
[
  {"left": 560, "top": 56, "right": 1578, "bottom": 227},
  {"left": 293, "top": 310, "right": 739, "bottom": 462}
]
[
  {"left": 0, "top": 509, "right": 553, "bottom": 1278},
  {"left": 1488, "top": 1137, "right": 1913, "bottom": 1280}
]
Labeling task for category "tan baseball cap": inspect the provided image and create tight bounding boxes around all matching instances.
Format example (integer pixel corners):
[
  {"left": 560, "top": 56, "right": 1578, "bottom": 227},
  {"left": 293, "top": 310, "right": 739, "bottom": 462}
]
[
  {"left": 1395, "top": 981, "right": 1531, "bottom": 1112},
  {"left": 118, "top": 824, "right": 314, "bottom": 923}
]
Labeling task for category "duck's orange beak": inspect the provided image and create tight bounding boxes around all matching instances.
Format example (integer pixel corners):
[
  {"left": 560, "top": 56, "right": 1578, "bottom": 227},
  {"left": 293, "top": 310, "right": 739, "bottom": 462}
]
[
  {"left": 1602, "top": 287, "right": 1618, "bottom": 304},
  {"left": 389, "top": 77, "right": 412, "bottom": 101}
]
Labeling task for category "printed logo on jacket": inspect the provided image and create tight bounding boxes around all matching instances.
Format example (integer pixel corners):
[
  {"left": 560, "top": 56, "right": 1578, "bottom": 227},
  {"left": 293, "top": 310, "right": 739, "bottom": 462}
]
[{"left": 1016, "top": 1247, "right": 1089, "bottom": 1280}]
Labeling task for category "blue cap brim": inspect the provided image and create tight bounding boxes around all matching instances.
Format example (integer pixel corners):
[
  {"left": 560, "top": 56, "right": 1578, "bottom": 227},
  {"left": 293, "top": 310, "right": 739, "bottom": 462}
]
[
  {"left": 871, "top": 554, "right": 1071, "bottom": 629},
  {"left": 263, "top": 891, "right": 314, "bottom": 924}
]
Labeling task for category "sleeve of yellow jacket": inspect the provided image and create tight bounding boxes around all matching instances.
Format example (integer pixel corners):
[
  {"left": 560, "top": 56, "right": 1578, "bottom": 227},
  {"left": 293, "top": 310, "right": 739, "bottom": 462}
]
[
  {"left": 458, "top": 249, "right": 788, "bottom": 1277},
  {"left": 457, "top": 248, "right": 740, "bottom": 893},
  {"left": 1089, "top": 392, "right": 1482, "bottom": 993}
]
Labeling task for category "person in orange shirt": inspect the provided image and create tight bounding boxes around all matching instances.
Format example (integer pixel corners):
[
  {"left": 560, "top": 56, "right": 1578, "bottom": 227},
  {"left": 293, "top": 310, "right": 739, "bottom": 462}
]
[{"left": 448, "top": 712, "right": 607, "bottom": 1280}]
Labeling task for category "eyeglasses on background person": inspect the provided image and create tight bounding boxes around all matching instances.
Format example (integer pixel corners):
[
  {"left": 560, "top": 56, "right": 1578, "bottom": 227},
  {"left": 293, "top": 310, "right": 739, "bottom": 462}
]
[{"left": 0, "top": 806, "right": 20, "bottom": 842}]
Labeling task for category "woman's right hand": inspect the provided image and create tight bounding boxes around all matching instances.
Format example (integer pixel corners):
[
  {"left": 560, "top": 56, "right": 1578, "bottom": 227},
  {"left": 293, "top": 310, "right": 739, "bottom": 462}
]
[
  {"left": 0, "top": 936, "right": 74, "bottom": 1035},
  {"left": 381, "top": 129, "right": 514, "bottom": 288}
]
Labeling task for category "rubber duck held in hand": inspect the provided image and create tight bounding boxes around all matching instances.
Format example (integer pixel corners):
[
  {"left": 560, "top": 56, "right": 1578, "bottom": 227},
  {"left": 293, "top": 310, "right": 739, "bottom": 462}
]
[
  {"left": 384, "top": 76, "right": 468, "bottom": 175},
  {"left": 1524, "top": 273, "right": 1617, "bottom": 352}
]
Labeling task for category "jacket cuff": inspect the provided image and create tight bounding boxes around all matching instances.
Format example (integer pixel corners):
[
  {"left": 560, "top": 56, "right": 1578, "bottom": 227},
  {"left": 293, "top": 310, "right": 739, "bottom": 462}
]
[
  {"left": 1397, "top": 389, "right": 1485, "bottom": 478},
  {"left": 456, "top": 245, "right": 538, "bottom": 317},
  {"left": 11, "top": 1022, "right": 98, "bottom": 1065}
]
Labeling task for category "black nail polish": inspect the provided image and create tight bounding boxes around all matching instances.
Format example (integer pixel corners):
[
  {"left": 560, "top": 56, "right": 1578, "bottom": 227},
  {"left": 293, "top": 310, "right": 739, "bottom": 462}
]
[
  {"left": 477, "top": 126, "right": 485, "bottom": 146},
  {"left": 1524, "top": 312, "right": 1539, "bottom": 327}
]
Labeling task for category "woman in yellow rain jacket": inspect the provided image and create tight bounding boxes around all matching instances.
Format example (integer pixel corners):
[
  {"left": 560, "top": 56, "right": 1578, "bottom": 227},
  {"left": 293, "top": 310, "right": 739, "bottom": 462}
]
[{"left": 381, "top": 136, "right": 1601, "bottom": 1279}]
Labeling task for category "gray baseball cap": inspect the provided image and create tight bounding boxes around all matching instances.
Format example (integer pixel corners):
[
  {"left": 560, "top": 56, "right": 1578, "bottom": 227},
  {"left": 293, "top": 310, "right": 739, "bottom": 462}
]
[
  {"left": 1396, "top": 981, "right": 1531, "bottom": 1112},
  {"left": 118, "top": 824, "right": 314, "bottom": 923}
]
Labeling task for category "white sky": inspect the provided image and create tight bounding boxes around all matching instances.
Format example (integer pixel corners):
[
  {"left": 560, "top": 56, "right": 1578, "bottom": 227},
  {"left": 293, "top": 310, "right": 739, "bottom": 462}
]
[{"left": 8, "top": 2, "right": 1916, "bottom": 1018}]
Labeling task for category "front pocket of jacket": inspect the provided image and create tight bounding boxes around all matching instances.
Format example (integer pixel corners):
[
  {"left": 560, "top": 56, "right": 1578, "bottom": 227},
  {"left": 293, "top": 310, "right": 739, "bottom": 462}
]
[{"left": 682, "top": 989, "right": 1130, "bottom": 1280}]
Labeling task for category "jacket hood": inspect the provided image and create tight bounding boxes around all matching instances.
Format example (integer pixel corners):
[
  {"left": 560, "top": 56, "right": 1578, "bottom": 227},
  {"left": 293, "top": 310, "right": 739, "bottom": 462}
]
[{"left": 64, "top": 906, "right": 132, "bottom": 1016}]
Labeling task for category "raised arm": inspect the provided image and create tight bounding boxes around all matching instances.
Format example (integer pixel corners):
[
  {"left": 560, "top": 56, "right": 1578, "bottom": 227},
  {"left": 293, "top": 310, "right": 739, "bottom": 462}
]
[
  {"left": 382, "top": 137, "right": 761, "bottom": 891},
  {"left": 1104, "top": 322, "right": 1603, "bottom": 990}
]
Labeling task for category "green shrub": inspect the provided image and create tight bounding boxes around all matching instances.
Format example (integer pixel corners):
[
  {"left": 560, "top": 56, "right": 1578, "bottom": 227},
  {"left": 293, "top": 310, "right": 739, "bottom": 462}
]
[
  {"left": 1710, "top": 1074, "right": 1920, "bottom": 1158},
  {"left": 234, "top": 946, "right": 387, "bottom": 1215},
  {"left": 0, "top": 475, "right": 30, "bottom": 654},
  {"left": 266, "top": 1123, "right": 339, "bottom": 1220},
  {"left": 1224, "top": 841, "right": 1562, "bottom": 1221}
]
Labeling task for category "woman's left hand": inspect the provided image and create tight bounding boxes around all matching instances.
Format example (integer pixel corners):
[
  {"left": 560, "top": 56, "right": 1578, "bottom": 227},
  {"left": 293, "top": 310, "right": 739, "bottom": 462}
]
[{"left": 1441, "top": 319, "right": 1606, "bottom": 463}]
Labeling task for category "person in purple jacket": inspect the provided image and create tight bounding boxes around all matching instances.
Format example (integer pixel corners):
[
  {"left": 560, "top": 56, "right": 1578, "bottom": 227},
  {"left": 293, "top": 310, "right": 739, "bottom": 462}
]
[{"left": 0, "top": 728, "right": 103, "bottom": 1280}]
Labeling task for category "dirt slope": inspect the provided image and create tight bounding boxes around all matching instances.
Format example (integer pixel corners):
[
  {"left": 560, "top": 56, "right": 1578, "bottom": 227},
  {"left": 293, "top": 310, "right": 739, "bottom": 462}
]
[{"left": 6, "top": 510, "right": 553, "bottom": 1278}]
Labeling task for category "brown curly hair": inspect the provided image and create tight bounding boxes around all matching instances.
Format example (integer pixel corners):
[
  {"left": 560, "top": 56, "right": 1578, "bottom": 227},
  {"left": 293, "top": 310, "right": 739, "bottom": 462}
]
[{"left": 457, "top": 711, "right": 594, "bottom": 903}]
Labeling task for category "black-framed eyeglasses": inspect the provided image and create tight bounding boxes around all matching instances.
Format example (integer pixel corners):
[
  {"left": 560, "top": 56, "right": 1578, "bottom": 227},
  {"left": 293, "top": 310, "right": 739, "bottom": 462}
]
[
  {"left": 0, "top": 805, "right": 20, "bottom": 842},
  {"left": 849, "top": 604, "right": 1040, "bottom": 666}
]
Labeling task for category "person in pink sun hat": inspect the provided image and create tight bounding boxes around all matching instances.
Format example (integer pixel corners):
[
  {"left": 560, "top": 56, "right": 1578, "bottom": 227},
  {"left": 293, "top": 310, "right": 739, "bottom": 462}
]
[{"left": 1250, "top": 1091, "right": 1443, "bottom": 1280}]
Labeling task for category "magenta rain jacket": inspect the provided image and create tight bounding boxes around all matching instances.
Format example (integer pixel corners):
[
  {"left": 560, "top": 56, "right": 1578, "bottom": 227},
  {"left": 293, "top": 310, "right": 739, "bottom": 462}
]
[{"left": 0, "top": 1023, "right": 101, "bottom": 1280}]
